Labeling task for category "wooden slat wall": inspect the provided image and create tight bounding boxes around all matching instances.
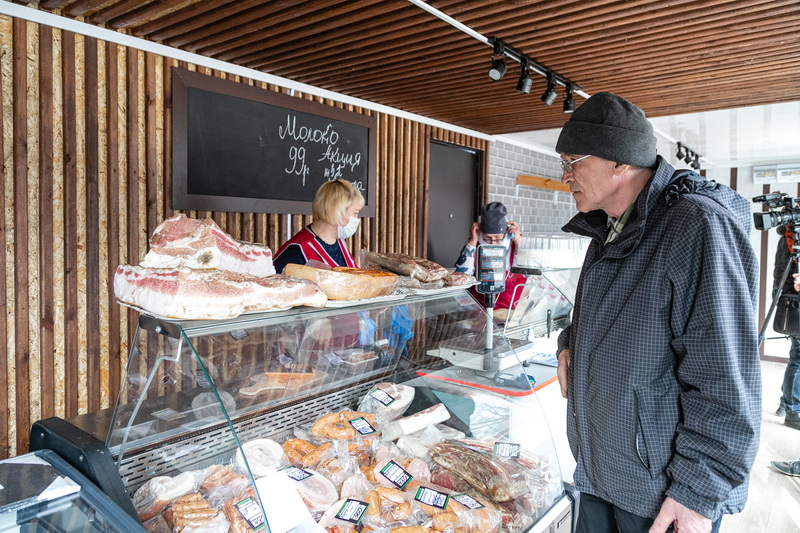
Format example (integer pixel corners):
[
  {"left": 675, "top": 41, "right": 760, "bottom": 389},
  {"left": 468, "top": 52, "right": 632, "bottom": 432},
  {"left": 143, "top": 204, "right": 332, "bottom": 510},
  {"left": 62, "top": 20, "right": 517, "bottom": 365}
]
[{"left": 0, "top": 14, "right": 488, "bottom": 458}]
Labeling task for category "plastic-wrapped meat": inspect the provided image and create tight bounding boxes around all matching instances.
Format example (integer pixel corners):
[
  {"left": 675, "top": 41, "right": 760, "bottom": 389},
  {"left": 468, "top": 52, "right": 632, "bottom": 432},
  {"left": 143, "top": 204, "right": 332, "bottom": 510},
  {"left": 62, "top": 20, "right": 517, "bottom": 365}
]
[
  {"left": 199, "top": 464, "right": 250, "bottom": 509},
  {"left": 162, "top": 492, "right": 230, "bottom": 532},
  {"left": 496, "top": 500, "right": 535, "bottom": 533},
  {"left": 373, "top": 457, "right": 430, "bottom": 488},
  {"left": 429, "top": 441, "right": 529, "bottom": 502},
  {"left": 357, "top": 383, "right": 416, "bottom": 423},
  {"left": 286, "top": 468, "right": 339, "bottom": 521},
  {"left": 381, "top": 403, "right": 450, "bottom": 441},
  {"left": 317, "top": 499, "right": 359, "bottom": 532},
  {"left": 339, "top": 474, "right": 373, "bottom": 501},
  {"left": 429, "top": 465, "right": 473, "bottom": 494},
  {"left": 444, "top": 271, "right": 477, "bottom": 287}
]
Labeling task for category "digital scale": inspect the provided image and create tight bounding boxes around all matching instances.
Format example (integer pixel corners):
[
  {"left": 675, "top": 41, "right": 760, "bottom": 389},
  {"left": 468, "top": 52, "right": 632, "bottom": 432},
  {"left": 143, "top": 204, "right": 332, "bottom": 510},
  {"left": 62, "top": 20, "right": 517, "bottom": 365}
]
[
  {"left": 430, "top": 333, "right": 535, "bottom": 373},
  {"left": 427, "top": 243, "right": 535, "bottom": 379}
]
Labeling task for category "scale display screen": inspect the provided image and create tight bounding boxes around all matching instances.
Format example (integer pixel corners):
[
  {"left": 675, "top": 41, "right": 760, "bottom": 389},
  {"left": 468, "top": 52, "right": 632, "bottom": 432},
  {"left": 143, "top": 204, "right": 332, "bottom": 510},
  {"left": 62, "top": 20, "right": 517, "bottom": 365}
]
[{"left": 476, "top": 245, "right": 507, "bottom": 294}]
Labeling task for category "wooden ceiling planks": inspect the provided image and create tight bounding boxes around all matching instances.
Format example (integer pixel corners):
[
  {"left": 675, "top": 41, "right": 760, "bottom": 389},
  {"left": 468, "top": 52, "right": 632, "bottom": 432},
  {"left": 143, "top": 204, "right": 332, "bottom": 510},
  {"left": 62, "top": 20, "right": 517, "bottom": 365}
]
[{"left": 16, "top": 0, "right": 800, "bottom": 135}]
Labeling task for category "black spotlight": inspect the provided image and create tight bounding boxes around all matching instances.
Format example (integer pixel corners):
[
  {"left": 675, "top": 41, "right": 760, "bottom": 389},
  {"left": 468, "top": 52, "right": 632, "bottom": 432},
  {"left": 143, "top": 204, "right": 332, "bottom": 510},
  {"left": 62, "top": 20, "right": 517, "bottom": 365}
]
[
  {"left": 684, "top": 149, "right": 694, "bottom": 164},
  {"left": 563, "top": 83, "right": 575, "bottom": 113},
  {"left": 541, "top": 73, "right": 557, "bottom": 105},
  {"left": 488, "top": 56, "right": 507, "bottom": 81},
  {"left": 516, "top": 62, "right": 532, "bottom": 94},
  {"left": 675, "top": 142, "right": 685, "bottom": 161},
  {"left": 691, "top": 153, "right": 701, "bottom": 170}
]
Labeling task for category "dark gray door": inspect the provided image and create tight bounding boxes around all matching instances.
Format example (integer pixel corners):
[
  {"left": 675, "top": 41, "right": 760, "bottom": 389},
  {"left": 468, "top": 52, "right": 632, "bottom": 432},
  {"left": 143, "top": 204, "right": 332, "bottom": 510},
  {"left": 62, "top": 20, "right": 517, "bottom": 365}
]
[{"left": 427, "top": 141, "right": 482, "bottom": 267}]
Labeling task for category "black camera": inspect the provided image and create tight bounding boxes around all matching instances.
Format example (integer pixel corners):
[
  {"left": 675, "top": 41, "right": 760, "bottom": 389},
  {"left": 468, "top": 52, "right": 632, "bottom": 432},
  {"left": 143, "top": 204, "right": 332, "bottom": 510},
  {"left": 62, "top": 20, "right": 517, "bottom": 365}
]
[{"left": 752, "top": 192, "right": 800, "bottom": 231}]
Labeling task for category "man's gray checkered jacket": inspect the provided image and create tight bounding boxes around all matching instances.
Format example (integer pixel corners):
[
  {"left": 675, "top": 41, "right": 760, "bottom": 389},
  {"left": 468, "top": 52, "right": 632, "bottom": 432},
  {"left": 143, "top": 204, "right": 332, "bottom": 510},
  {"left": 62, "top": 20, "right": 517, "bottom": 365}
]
[{"left": 558, "top": 156, "right": 761, "bottom": 521}]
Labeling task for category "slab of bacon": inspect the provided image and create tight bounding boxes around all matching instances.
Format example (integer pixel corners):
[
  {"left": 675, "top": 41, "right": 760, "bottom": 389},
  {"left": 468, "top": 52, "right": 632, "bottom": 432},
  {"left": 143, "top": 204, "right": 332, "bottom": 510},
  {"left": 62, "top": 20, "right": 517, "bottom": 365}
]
[
  {"left": 114, "top": 266, "right": 326, "bottom": 319},
  {"left": 141, "top": 214, "right": 275, "bottom": 277}
]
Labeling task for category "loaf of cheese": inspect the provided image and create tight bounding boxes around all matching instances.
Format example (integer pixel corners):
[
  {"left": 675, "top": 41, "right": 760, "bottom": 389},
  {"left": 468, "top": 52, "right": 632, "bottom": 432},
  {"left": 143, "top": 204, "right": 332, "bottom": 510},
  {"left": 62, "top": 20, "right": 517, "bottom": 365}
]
[{"left": 284, "top": 264, "right": 399, "bottom": 300}]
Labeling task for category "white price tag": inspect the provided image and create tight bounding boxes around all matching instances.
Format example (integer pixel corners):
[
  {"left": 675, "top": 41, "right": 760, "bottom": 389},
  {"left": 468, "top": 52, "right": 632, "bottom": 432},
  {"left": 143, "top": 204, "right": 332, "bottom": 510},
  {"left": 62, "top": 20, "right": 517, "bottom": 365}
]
[
  {"left": 379, "top": 460, "right": 413, "bottom": 489},
  {"left": 369, "top": 387, "right": 395, "bottom": 406},
  {"left": 493, "top": 442, "right": 521, "bottom": 458}
]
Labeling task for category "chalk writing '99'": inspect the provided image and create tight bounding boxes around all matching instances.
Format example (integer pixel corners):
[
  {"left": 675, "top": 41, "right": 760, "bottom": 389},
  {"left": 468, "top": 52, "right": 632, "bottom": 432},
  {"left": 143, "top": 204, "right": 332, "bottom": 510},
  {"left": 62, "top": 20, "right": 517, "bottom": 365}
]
[{"left": 286, "top": 146, "right": 310, "bottom": 185}]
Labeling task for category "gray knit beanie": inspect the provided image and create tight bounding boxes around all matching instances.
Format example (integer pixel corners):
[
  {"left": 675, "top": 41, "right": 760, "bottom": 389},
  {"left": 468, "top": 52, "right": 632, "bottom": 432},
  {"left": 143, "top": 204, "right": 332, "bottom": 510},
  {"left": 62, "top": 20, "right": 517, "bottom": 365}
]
[
  {"left": 555, "top": 92, "right": 657, "bottom": 168},
  {"left": 479, "top": 202, "right": 508, "bottom": 234}
]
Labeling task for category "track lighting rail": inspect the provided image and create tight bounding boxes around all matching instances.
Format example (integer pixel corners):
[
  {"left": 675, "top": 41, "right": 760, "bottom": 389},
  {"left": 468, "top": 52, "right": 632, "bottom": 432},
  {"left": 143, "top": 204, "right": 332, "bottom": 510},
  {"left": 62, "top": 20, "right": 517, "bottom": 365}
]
[{"left": 407, "top": 0, "right": 588, "bottom": 99}]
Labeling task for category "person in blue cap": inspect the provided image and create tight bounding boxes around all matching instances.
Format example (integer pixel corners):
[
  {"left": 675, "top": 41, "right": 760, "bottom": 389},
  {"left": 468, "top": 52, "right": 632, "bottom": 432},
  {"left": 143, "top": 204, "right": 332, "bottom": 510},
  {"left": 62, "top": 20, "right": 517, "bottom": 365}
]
[{"left": 454, "top": 201, "right": 524, "bottom": 314}]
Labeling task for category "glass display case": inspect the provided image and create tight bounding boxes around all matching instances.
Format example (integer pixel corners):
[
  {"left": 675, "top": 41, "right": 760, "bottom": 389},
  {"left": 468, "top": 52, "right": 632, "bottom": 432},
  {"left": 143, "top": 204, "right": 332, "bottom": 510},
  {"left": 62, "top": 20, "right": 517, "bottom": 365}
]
[
  {"left": 0, "top": 449, "right": 145, "bottom": 531},
  {"left": 61, "top": 289, "right": 571, "bottom": 533},
  {"left": 502, "top": 267, "right": 581, "bottom": 342}
]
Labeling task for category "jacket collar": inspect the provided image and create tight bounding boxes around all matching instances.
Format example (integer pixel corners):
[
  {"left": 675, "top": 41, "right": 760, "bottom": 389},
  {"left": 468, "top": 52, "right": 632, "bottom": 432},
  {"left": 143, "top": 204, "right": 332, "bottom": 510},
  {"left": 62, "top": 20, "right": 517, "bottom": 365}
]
[{"left": 563, "top": 156, "right": 682, "bottom": 254}]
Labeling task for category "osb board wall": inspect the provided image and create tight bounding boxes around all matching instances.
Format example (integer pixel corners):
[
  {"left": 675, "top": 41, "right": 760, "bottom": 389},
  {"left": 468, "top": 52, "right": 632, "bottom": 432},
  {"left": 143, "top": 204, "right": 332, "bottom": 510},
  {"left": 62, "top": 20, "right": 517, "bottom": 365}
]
[{"left": 0, "top": 14, "right": 488, "bottom": 458}]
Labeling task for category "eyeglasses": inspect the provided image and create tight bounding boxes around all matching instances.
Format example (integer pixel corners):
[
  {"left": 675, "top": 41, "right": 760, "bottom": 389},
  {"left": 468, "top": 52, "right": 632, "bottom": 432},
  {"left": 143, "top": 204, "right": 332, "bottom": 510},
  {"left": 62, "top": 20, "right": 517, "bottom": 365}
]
[
  {"left": 559, "top": 154, "right": 592, "bottom": 173},
  {"left": 482, "top": 234, "right": 505, "bottom": 244}
]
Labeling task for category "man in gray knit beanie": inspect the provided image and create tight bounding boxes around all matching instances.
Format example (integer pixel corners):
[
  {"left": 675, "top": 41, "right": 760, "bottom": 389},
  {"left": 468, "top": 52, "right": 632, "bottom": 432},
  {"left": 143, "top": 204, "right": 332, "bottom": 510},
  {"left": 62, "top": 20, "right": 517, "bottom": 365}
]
[
  {"left": 555, "top": 91, "right": 761, "bottom": 533},
  {"left": 556, "top": 91, "right": 657, "bottom": 168}
]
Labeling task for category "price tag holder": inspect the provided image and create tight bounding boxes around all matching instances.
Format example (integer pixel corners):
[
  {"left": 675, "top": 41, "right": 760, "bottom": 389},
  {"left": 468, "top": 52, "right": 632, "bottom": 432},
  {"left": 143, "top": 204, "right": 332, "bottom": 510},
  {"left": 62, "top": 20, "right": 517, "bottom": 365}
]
[
  {"left": 379, "top": 460, "right": 413, "bottom": 489},
  {"left": 348, "top": 416, "right": 376, "bottom": 435},
  {"left": 451, "top": 493, "right": 485, "bottom": 510},
  {"left": 232, "top": 495, "right": 266, "bottom": 531},
  {"left": 414, "top": 486, "right": 449, "bottom": 510},
  {"left": 493, "top": 441, "right": 522, "bottom": 459},
  {"left": 368, "top": 387, "right": 395, "bottom": 406},
  {"left": 335, "top": 499, "right": 370, "bottom": 524},
  {"left": 282, "top": 466, "right": 313, "bottom": 481}
]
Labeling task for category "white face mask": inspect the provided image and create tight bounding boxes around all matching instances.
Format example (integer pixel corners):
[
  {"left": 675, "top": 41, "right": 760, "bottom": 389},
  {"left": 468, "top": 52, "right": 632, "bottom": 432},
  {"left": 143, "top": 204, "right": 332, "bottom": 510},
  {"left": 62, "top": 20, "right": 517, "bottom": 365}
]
[{"left": 337, "top": 216, "right": 360, "bottom": 239}]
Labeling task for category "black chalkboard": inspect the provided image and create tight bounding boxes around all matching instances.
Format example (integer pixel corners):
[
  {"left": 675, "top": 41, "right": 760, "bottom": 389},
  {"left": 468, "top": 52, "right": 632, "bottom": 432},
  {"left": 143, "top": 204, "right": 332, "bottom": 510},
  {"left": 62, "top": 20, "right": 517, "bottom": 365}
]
[{"left": 172, "top": 68, "right": 376, "bottom": 215}]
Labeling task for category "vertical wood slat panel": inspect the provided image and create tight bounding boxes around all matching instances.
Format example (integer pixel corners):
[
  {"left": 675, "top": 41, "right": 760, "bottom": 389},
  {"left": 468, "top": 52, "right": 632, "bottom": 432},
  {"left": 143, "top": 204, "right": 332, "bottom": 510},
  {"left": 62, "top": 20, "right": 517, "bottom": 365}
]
[
  {"left": 146, "top": 53, "right": 159, "bottom": 242},
  {"left": 62, "top": 29, "right": 79, "bottom": 419},
  {"left": 85, "top": 35, "right": 101, "bottom": 413},
  {"left": 416, "top": 123, "right": 429, "bottom": 258},
  {"left": 106, "top": 40, "right": 121, "bottom": 412},
  {"left": 38, "top": 24, "right": 55, "bottom": 423},
  {"left": 12, "top": 17, "right": 30, "bottom": 455},
  {"left": 0, "top": 15, "right": 10, "bottom": 460}
]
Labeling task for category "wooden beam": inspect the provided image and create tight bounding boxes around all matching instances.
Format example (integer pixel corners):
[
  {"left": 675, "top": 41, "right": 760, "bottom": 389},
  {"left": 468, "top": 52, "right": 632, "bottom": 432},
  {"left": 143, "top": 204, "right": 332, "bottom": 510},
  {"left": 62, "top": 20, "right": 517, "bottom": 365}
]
[{"left": 517, "top": 174, "right": 570, "bottom": 192}]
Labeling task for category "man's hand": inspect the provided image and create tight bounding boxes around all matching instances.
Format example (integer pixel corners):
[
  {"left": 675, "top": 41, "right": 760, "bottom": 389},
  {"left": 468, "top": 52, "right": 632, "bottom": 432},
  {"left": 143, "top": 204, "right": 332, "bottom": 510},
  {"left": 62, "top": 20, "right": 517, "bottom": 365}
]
[
  {"left": 793, "top": 272, "right": 800, "bottom": 292},
  {"left": 650, "top": 497, "right": 712, "bottom": 533},
  {"left": 557, "top": 349, "right": 570, "bottom": 398},
  {"left": 468, "top": 222, "right": 481, "bottom": 247}
]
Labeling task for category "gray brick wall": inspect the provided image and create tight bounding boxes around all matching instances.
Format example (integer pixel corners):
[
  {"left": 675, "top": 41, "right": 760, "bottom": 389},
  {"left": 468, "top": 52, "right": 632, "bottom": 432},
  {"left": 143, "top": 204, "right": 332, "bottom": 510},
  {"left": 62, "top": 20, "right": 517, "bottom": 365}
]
[{"left": 488, "top": 140, "right": 577, "bottom": 236}]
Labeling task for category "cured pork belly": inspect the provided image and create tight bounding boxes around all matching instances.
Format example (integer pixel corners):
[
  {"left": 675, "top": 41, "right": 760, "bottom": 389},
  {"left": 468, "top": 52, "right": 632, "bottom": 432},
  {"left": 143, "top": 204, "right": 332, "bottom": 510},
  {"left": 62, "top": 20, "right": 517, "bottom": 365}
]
[
  {"left": 141, "top": 214, "right": 275, "bottom": 277},
  {"left": 114, "top": 266, "right": 326, "bottom": 319},
  {"left": 243, "top": 273, "right": 327, "bottom": 311}
]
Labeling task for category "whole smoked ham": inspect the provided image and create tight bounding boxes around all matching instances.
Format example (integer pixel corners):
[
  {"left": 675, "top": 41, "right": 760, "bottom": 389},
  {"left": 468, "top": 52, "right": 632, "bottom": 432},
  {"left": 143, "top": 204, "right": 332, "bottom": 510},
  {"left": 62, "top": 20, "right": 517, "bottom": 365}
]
[
  {"left": 284, "top": 263, "right": 398, "bottom": 300},
  {"left": 141, "top": 214, "right": 275, "bottom": 277}
]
